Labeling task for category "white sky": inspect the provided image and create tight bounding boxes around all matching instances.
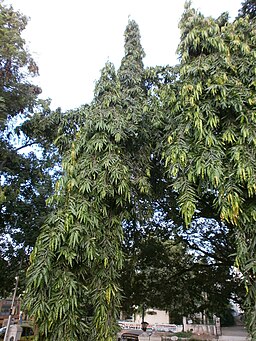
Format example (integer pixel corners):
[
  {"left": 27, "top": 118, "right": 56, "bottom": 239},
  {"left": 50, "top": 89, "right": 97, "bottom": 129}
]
[{"left": 7, "top": 0, "right": 242, "bottom": 111}]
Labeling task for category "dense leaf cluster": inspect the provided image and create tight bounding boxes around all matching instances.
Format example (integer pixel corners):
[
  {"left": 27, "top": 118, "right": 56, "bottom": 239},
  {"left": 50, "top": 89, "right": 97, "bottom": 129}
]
[
  {"left": 0, "top": 2, "right": 57, "bottom": 297},
  {"left": 0, "top": 2, "right": 40, "bottom": 124},
  {"left": 1, "top": 1, "right": 256, "bottom": 340},
  {"left": 25, "top": 20, "right": 152, "bottom": 341},
  {"left": 238, "top": 0, "right": 256, "bottom": 20},
  {"left": 159, "top": 3, "right": 256, "bottom": 336},
  {"left": 25, "top": 5, "right": 256, "bottom": 340}
]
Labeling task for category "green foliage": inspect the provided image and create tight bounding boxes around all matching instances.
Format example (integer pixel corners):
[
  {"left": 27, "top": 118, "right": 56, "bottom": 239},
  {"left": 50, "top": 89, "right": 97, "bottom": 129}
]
[
  {"left": 173, "top": 331, "right": 193, "bottom": 337},
  {"left": 25, "top": 65, "right": 125, "bottom": 341},
  {"left": 0, "top": 149, "right": 54, "bottom": 296},
  {"left": 24, "top": 20, "right": 151, "bottom": 340},
  {"left": 159, "top": 3, "right": 256, "bottom": 337},
  {"left": 121, "top": 216, "right": 243, "bottom": 324},
  {"left": 117, "top": 19, "right": 151, "bottom": 198},
  {"left": 237, "top": 0, "right": 256, "bottom": 19},
  {"left": 0, "top": 1, "right": 56, "bottom": 297},
  {"left": 19, "top": 4, "right": 256, "bottom": 341},
  {"left": 0, "top": 1, "right": 40, "bottom": 125}
]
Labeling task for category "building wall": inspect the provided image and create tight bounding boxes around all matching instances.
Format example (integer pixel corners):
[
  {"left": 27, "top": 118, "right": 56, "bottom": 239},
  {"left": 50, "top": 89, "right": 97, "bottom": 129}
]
[
  {"left": 134, "top": 309, "right": 169, "bottom": 324},
  {"left": 0, "top": 299, "right": 20, "bottom": 327}
]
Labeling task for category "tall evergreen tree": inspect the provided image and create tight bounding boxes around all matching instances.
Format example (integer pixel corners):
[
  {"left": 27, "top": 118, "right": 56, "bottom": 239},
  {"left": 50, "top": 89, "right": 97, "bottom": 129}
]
[
  {"left": 23, "top": 9, "right": 254, "bottom": 340},
  {"left": 0, "top": 2, "right": 58, "bottom": 296},
  {"left": 158, "top": 2, "right": 256, "bottom": 337},
  {"left": 0, "top": 1, "right": 40, "bottom": 125},
  {"left": 118, "top": 19, "right": 146, "bottom": 110},
  {"left": 24, "top": 20, "right": 151, "bottom": 340},
  {"left": 237, "top": 0, "right": 256, "bottom": 19},
  {"left": 25, "top": 63, "right": 123, "bottom": 341},
  {"left": 117, "top": 19, "right": 151, "bottom": 204}
]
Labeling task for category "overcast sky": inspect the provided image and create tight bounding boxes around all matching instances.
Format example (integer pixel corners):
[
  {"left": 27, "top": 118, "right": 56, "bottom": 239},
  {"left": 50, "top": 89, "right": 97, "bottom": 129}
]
[{"left": 7, "top": 0, "right": 242, "bottom": 111}]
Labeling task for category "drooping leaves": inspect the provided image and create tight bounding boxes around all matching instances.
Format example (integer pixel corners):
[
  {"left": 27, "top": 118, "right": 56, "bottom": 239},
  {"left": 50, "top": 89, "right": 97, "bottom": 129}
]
[
  {"left": 159, "top": 2, "right": 256, "bottom": 336},
  {"left": 22, "top": 5, "right": 256, "bottom": 340},
  {"left": 25, "top": 20, "right": 151, "bottom": 340}
]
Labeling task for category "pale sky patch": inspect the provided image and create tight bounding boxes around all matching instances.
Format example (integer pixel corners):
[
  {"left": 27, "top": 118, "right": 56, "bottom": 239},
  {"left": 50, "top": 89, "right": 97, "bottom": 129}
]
[{"left": 6, "top": 0, "right": 242, "bottom": 111}]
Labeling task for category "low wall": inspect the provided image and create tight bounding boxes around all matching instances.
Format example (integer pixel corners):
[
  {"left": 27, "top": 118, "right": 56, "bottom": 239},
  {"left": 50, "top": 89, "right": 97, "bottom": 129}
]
[
  {"left": 184, "top": 323, "right": 217, "bottom": 335},
  {"left": 118, "top": 321, "right": 183, "bottom": 333}
]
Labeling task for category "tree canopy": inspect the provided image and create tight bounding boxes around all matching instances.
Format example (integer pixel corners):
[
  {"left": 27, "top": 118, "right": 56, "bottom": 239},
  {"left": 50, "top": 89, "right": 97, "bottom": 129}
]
[
  {"left": 24, "top": 20, "right": 152, "bottom": 341},
  {"left": 159, "top": 2, "right": 256, "bottom": 336},
  {"left": 0, "top": 1, "right": 40, "bottom": 125},
  {"left": 0, "top": 1, "right": 58, "bottom": 297},
  {"left": 238, "top": 0, "right": 256, "bottom": 19},
  {"left": 1, "top": 1, "right": 256, "bottom": 340}
]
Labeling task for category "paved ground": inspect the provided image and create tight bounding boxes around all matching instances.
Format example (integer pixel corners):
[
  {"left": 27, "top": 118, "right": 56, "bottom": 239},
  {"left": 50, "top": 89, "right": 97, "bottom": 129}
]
[
  {"left": 218, "top": 326, "right": 250, "bottom": 341},
  {"left": 118, "top": 326, "right": 251, "bottom": 341}
]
